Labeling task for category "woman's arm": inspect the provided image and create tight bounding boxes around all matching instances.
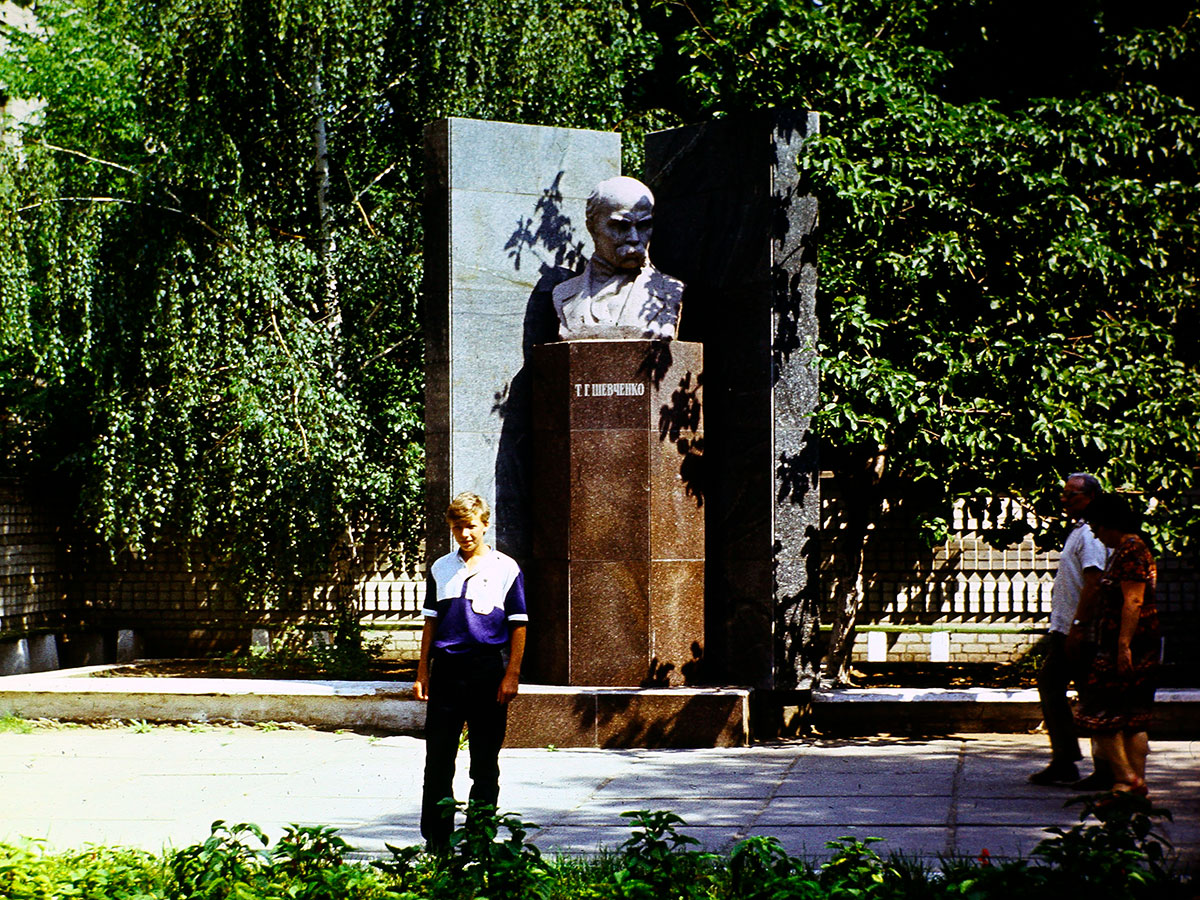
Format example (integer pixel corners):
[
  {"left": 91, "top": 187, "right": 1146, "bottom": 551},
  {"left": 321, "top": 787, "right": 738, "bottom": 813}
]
[{"left": 1116, "top": 580, "right": 1145, "bottom": 675}]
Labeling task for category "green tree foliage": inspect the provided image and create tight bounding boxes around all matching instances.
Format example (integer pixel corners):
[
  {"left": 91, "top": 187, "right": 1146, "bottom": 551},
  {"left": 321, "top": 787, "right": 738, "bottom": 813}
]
[
  {"left": 0, "top": 0, "right": 657, "bottom": 627},
  {"left": 4, "top": 0, "right": 1197, "bottom": 686},
  {"left": 660, "top": 0, "right": 1200, "bottom": 680}
]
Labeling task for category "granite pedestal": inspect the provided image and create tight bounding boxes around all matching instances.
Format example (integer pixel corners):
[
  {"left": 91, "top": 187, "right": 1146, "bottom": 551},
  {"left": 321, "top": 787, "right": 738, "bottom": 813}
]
[{"left": 529, "top": 340, "right": 704, "bottom": 687}]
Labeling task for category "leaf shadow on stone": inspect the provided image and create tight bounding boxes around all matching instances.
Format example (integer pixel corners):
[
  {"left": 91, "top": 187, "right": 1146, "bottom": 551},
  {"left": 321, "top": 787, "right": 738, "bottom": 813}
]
[
  {"left": 656, "top": 364, "right": 705, "bottom": 509},
  {"left": 493, "top": 173, "right": 584, "bottom": 559}
]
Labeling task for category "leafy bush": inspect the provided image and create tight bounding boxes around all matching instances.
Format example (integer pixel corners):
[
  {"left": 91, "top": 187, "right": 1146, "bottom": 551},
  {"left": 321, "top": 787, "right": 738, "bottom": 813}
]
[
  {"left": 168, "top": 820, "right": 392, "bottom": 899},
  {"left": 0, "top": 840, "right": 166, "bottom": 899},
  {"left": 218, "top": 626, "right": 386, "bottom": 680},
  {"left": 601, "top": 809, "right": 718, "bottom": 899},
  {"left": 1032, "top": 791, "right": 1180, "bottom": 898},
  {"left": 1, "top": 798, "right": 1194, "bottom": 899},
  {"left": 376, "top": 801, "right": 551, "bottom": 900}
]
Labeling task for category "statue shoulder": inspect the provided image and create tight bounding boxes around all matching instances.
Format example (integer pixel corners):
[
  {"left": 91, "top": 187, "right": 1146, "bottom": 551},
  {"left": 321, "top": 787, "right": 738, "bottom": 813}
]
[
  {"left": 552, "top": 271, "right": 587, "bottom": 309},
  {"left": 552, "top": 271, "right": 590, "bottom": 321},
  {"left": 641, "top": 266, "right": 685, "bottom": 302}
]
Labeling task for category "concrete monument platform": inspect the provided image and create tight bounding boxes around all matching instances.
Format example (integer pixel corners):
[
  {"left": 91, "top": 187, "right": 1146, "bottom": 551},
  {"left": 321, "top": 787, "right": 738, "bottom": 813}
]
[
  {"left": 4, "top": 667, "right": 1198, "bottom": 746},
  {"left": 0, "top": 666, "right": 748, "bottom": 748}
]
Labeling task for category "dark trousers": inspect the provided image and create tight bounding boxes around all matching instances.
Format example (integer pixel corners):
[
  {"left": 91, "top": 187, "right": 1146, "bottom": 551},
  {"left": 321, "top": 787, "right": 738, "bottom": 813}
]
[
  {"left": 420, "top": 650, "right": 508, "bottom": 846},
  {"left": 1037, "top": 631, "right": 1082, "bottom": 764}
]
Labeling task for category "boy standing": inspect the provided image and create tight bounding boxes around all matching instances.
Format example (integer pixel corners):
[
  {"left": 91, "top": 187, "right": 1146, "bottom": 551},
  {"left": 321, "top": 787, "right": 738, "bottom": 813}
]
[{"left": 414, "top": 492, "right": 527, "bottom": 849}]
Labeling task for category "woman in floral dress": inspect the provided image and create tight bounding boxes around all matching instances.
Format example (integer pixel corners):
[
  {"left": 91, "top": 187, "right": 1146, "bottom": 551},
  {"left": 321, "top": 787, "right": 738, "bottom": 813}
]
[{"left": 1070, "top": 494, "right": 1161, "bottom": 797}]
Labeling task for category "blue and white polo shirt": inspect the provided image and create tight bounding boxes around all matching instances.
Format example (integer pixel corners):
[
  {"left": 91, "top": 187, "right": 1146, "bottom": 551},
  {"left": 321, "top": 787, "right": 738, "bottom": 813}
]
[{"left": 422, "top": 548, "right": 528, "bottom": 654}]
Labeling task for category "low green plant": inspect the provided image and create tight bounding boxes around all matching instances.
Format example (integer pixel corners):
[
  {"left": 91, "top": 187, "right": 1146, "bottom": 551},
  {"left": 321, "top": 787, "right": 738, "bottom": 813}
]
[
  {"left": 0, "top": 799, "right": 1193, "bottom": 900},
  {"left": 725, "top": 835, "right": 821, "bottom": 899},
  {"left": 169, "top": 820, "right": 394, "bottom": 899},
  {"left": 169, "top": 820, "right": 272, "bottom": 897},
  {"left": 308, "top": 632, "right": 386, "bottom": 681},
  {"left": 604, "top": 810, "right": 717, "bottom": 899},
  {"left": 0, "top": 712, "right": 34, "bottom": 734},
  {"left": 0, "top": 840, "right": 166, "bottom": 899},
  {"left": 432, "top": 802, "right": 550, "bottom": 900},
  {"left": 271, "top": 824, "right": 383, "bottom": 900},
  {"left": 818, "top": 837, "right": 889, "bottom": 899},
  {"left": 1033, "top": 790, "right": 1179, "bottom": 898},
  {"left": 1012, "top": 639, "right": 1049, "bottom": 682},
  {"left": 221, "top": 626, "right": 386, "bottom": 680}
]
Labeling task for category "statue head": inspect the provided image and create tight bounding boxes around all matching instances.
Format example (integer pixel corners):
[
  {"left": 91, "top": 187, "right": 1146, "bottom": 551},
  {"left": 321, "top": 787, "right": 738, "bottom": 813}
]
[{"left": 585, "top": 176, "right": 654, "bottom": 271}]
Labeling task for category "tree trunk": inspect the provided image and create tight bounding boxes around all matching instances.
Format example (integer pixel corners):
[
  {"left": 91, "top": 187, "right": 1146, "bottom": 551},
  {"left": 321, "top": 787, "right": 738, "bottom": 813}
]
[
  {"left": 819, "top": 451, "right": 885, "bottom": 686},
  {"left": 821, "top": 509, "right": 870, "bottom": 685},
  {"left": 309, "top": 45, "right": 340, "bottom": 369},
  {"left": 308, "top": 39, "right": 357, "bottom": 646}
]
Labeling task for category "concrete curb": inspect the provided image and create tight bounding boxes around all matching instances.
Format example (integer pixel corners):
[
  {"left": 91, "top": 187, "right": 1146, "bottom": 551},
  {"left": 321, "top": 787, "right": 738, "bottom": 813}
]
[
  {"left": 811, "top": 686, "right": 1200, "bottom": 737},
  {"left": 0, "top": 666, "right": 424, "bottom": 732},
  {"left": 3, "top": 667, "right": 1195, "bottom": 742}
]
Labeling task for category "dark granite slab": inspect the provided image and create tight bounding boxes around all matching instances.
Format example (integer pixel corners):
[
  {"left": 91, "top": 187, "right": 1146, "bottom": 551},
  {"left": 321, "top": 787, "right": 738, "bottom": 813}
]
[
  {"left": 568, "top": 560, "right": 651, "bottom": 686},
  {"left": 646, "top": 112, "right": 820, "bottom": 690},
  {"left": 505, "top": 685, "right": 749, "bottom": 748}
]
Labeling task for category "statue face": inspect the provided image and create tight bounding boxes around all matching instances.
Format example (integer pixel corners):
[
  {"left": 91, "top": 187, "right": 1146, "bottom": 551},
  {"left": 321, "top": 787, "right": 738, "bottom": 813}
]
[
  {"left": 591, "top": 199, "right": 653, "bottom": 270},
  {"left": 587, "top": 179, "right": 654, "bottom": 271}
]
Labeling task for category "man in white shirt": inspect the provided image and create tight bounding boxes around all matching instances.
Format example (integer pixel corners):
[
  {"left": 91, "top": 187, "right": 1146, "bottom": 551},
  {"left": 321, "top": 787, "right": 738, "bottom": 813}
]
[{"left": 1030, "top": 472, "right": 1110, "bottom": 786}]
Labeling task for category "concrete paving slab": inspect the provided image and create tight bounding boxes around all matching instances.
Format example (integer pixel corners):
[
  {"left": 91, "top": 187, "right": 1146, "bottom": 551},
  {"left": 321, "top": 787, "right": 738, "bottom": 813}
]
[
  {"left": 951, "top": 825, "right": 1058, "bottom": 859},
  {"left": 777, "top": 770, "right": 958, "bottom": 797},
  {"left": 756, "top": 795, "right": 949, "bottom": 827},
  {"left": 954, "top": 796, "right": 1083, "bottom": 826},
  {"left": 552, "top": 797, "right": 766, "bottom": 826},
  {"left": 0, "top": 726, "right": 1195, "bottom": 874}
]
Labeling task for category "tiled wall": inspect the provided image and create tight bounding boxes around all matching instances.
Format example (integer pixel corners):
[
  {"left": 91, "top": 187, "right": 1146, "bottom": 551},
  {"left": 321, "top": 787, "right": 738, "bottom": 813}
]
[{"left": 0, "top": 482, "right": 71, "bottom": 637}]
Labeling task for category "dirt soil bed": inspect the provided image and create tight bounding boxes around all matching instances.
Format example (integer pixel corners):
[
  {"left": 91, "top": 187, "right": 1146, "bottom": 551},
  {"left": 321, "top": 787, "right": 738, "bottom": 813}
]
[
  {"left": 846, "top": 663, "right": 1038, "bottom": 689},
  {"left": 92, "top": 660, "right": 1034, "bottom": 688},
  {"left": 92, "top": 658, "right": 418, "bottom": 681}
]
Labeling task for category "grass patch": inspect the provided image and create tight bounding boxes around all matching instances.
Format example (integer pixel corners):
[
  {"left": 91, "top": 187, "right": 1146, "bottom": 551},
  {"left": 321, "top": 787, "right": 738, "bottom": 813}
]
[{"left": 0, "top": 712, "right": 34, "bottom": 734}]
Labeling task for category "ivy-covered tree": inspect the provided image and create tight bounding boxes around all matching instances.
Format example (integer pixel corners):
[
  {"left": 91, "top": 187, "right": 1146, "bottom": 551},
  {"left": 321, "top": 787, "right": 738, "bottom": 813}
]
[
  {"left": 0, "top": 0, "right": 659, "bottom": 642},
  {"left": 657, "top": 0, "right": 1200, "bottom": 683}
]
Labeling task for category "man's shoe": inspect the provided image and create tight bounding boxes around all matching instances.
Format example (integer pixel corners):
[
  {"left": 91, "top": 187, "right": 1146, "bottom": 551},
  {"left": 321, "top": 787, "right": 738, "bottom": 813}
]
[
  {"left": 1070, "top": 770, "right": 1116, "bottom": 792},
  {"left": 1029, "top": 761, "right": 1080, "bottom": 785}
]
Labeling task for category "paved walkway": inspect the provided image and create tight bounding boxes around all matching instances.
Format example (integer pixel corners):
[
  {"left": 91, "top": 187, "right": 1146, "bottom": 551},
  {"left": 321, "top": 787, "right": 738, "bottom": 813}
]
[{"left": 1, "top": 726, "right": 1196, "bottom": 867}]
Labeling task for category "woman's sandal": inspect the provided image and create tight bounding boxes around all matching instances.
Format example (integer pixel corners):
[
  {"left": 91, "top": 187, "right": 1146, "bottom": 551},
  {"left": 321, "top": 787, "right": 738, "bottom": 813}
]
[{"left": 1095, "top": 782, "right": 1149, "bottom": 810}]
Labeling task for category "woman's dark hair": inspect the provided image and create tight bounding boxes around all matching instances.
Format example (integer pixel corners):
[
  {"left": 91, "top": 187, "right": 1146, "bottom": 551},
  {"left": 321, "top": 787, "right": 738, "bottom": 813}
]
[{"left": 1086, "top": 493, "right": 1143, "bottom": 533}]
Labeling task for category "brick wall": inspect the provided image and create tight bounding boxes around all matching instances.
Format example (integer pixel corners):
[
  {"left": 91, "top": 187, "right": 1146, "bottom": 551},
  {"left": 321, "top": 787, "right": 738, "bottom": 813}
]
[
  {"left": 0, "top": 481, "right": 73, "bottom": 638},
  {"left": 830, "top": 494, "right": 1199, "bottom": 668},
  {"left": 75, "top": 549, "right": 426, "bottom": 656}
]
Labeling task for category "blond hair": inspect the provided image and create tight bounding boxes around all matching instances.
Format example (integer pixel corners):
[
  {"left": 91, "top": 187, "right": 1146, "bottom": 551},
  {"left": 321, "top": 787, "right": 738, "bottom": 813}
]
[{"left": 446, "top": 491, "right": 490, "bottom": 525}]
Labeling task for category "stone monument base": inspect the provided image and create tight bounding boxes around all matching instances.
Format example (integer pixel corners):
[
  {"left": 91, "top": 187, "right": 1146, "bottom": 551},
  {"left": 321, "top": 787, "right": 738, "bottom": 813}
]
[
  {"left": 506, "top": 684, "right": 748, "bottom": 748},
  {"left": 528, "top": 339, "right": 705, "bottom": 687}
]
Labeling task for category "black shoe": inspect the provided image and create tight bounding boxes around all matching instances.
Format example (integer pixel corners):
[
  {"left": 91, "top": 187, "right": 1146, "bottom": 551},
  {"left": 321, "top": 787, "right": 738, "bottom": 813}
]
[
  {"left": 1029, "top": 762, "right": 1081, "bottom": 785},
  {"left": 1070, "top": 770, "right": 1115, "bottom": 792}
]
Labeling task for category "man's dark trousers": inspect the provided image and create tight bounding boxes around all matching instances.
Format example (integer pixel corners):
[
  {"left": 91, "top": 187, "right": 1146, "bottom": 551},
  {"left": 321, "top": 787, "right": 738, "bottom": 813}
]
[
  {"left": 420, "top": 650, "right": 508, "bottom": 847},
  {"left": 1036, "top": 631, "right": 1082, "bottom": 765}
]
